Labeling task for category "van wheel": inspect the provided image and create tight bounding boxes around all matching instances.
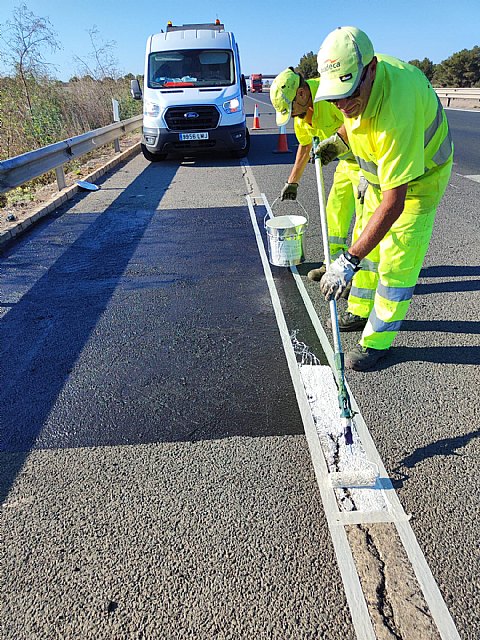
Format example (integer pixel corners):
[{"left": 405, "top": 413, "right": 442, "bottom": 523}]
[
  {"left": 141, "top": 144, "right": 167, "bottom": 162},
  {"left": 231, "top": 129, "right": 250, "bottom": 159}
]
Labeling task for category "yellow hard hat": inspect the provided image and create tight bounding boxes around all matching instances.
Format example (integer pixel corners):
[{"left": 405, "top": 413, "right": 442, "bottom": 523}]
[
  {"left": 315, "top": 26, "right": 374, "bottom": 102},
  {"left": 270, "top": 67, "right": 300, "bottom": 126}
]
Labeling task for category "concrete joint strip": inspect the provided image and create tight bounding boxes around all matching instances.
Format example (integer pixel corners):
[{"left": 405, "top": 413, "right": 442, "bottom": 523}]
[{"left": 0, "top": 141, "right": 141, "bottom": 249}]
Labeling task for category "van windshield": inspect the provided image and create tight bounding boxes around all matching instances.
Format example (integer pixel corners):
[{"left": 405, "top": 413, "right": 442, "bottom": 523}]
[{"left": 148, "top": 49, "right": 235, "bottom": 88}]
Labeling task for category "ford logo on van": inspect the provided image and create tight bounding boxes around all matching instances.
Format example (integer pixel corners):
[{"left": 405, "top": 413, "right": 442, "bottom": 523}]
[{"left": 184, "top": 111, "right": 199, "bottom": 119}]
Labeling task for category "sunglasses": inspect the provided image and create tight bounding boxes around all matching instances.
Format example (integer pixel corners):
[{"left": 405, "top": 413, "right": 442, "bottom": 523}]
[{"left": 328, "top": 64, "right": 370, "bottom": 104}]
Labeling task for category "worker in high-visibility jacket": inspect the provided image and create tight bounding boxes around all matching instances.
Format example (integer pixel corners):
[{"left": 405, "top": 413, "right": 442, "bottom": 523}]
[
  {"left": 270, "top": 68, "right": 366, "bottom": 272},
  {"left": 313, "top": 26, "right": 453, "bottom": 371}
]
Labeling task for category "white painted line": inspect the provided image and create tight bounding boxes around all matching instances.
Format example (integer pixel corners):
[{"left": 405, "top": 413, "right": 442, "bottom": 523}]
[
  {"left": 464, "top": 174, "right": 480, "bottom": 183},
  {"left": 263, "top": 194, "right": 398, "bottom": 519},
  {"left": 286, "top": 261, "right": 412, "bottom": 522},
  {"left": 240, "top": 159, "right": 263, "bottom": 203},
  {"left": 246, "top": 195, "right": 376, "bottom": 640},
  {"left": 395, "top": 519, "right": 461, "bottom": 640},
  {"left": 335, "top": 511, "right": 411, "bottom": 526},
  {"left": 275, "top": 200, "right": 460, "bottom": 640}
]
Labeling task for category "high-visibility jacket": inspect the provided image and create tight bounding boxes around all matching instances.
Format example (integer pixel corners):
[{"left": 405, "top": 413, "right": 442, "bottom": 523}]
[
  {"left": 344, "top": 55, "right": 453, "bottom": 350},
  {"left": 294, "top": 79, "right": 360, "bottom": 257},
  {"left": 344, "top": 54, "right": 453, "bottom": 195}
]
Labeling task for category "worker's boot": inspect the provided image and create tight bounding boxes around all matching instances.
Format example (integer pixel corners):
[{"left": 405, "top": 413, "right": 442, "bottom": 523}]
[
  {"left": 345, "top": 344, "right": 389, "bottom": 371},
  {"left": 307, "top": 264, "right": 352, "bottom": 299},
  {"left": 327, "top": 311, "right": 367, "bottom": 332}
]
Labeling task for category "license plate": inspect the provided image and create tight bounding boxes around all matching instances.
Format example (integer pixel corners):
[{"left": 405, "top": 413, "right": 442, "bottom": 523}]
[{"left": 179, "top": 132, "right": 209, "bottom": 141}]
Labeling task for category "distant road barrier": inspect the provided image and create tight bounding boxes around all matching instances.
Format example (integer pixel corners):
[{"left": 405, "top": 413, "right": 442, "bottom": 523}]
[
  {"left": 434, "top": 87, "right": 480, "bottom": 107},
  {"left": 0, "top": 115, "right": 142, "bottom": 194}
]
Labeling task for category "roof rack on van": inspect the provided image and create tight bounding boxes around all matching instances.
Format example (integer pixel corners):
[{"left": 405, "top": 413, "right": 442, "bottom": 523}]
[{"left": 166, "top": 22, "right": 225, "bottom": 33}]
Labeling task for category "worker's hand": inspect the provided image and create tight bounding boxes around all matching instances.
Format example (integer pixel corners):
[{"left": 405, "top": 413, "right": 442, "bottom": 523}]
[
  {"left": 357, "top": 175, "right": 369, "bottom": 205},
  {"left": 320, "top": 254, "right": 359, "bottom": 301},
  {"left": 310, "top": 133, "right": 350, "bottom": 165},
  {"left": 280, "top": 182, "right": 298, "bottom": 201}
]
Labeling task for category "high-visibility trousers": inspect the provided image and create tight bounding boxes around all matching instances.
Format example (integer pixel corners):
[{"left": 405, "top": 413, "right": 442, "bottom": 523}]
[
  {"left": 347, "top": 160, "right": 452, "bottom": 350},
  {"left": 326, "top": 158, "right": 361, "bottom": 259}
]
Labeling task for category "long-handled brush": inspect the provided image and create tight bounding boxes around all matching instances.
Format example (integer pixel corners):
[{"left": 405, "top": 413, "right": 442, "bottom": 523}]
[{"left": 312, "top": 136, "right": 378, "bottom": 489}]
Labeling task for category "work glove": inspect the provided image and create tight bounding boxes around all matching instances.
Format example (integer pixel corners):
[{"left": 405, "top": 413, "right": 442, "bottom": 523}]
[
  {"left": 310, "top": 133, "right": 350, "bottom": 166},
  {"left": 280, "top": 182, "right": 298, "bottom": 201},
  {"left": 320, "top": 253, "right": 360, "bottom": 301},
  {"left": 357, "top": 174, "right": 369, "bottom": 205}
]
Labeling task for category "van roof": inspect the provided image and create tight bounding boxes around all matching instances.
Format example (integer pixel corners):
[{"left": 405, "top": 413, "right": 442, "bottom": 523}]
[
  {"left": 166, "top": 22, "right": 225, "bottom": 32},
  {"left": 150, "top": 28, "right": 234, "bottom": 52}
]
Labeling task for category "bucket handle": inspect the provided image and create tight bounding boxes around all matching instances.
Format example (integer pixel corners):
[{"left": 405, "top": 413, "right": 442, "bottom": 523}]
[{"left": 264, "top": 198, "right": 309, "bottom": 228}]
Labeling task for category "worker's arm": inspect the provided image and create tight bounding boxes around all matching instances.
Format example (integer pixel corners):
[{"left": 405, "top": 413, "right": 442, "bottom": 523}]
[
  {"left": 287, "top": 142, "right": 312, "bottom": 184},
  {"left": 348, "top": 183, "right": 408, "bottom": 259},
  {"left": 281, "top": 142, "right": 313, "bottom": 200},
  {"left": 320, "top": 183, "right": 408, "bottom": 301}
]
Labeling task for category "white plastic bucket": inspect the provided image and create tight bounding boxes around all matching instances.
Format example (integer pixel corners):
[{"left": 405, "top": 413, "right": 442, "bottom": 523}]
[{"left": 265, "top": 214, "right": 308, "bottom": 267}]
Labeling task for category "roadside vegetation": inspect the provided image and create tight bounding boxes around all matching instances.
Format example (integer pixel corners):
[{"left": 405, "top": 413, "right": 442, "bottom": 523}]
[{"left": 0, "top": 4, "right": 142, "bottom": 207}]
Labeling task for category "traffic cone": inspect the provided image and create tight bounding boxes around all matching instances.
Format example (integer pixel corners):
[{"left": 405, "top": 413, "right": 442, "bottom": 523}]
[
  {"left": 273, "top": 125, "right": 292, "bottom": 154},
  {"left": 252, "top": 104, "right": 261, "bottom": 130}
]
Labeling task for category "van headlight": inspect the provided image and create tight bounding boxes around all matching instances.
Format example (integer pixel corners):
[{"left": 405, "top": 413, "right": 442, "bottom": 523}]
[
  {"left": 144, "top": 101, "right": 160, "bottom": 117},
  {"left": 223, "top": 97, "right": 241, "bottom": 114}
]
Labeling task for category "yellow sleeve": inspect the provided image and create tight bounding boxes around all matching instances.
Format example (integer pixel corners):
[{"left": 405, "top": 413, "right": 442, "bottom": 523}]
[
  {"left": 294, "top": 118, "right": 313, "bottom": 146},
  {"left": 313, "top": 101, "right": 344, "bottom": 140}
]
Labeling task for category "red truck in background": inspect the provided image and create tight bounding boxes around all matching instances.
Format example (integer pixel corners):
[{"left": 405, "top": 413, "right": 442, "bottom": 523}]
[{"left": 250, "top": 73, "right": 263, "bottom": 92}]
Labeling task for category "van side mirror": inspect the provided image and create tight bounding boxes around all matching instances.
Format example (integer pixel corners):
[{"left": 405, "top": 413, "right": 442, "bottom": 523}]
[
  {"left": 130, "top": 79, "right": 142, "bottom": 100},
  {"left": 241, "top": 74, "right": 247, "bottom": 97}
]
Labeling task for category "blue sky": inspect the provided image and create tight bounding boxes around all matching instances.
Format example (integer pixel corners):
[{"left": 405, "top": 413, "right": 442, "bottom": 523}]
[{"left": 1, "top": 0, "right": 478, "bottom": 81}]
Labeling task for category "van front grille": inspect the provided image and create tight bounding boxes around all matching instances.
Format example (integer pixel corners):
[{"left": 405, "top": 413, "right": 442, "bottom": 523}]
[{"left": 164, "top": 106, "right": 220, "bottom": 131}]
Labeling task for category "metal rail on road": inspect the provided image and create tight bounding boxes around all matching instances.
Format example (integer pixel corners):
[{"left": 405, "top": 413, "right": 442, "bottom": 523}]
[
  {"left": 0, "top": 115, "right": 143, "bottom": 194},
  {"left": 434, "top": 87, "right": 480, "bottom": 106}
]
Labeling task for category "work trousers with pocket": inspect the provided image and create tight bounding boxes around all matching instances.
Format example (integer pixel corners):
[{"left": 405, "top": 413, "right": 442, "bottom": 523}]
[
  {"left": 326, "top": 158, "right": 361, "bottom": 259},
  {"left": 347, "top": 160, "right": 452, "bottom": 350}
]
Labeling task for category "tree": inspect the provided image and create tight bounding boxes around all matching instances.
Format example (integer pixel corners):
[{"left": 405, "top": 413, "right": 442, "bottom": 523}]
[
  {"left": 0, "top": 4, "right": 60, "bottom": 117},
  {"left": 0, "top": 5, "right": 62, "bottom": 153},
  {"left": 432, "top": 46, "right": 480, "bottom": 87},
  {"left": 296, "top": 51, "right": 318, "bottom": 79},
  {"left": 73, "top": 26, "right": 120, "bottom": 82},
  {"left": 408, "top": 57, "right": 436, "bottom": 81}
]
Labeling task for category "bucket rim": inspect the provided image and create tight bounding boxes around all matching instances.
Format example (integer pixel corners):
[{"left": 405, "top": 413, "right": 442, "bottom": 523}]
[{"left": 265, "top": 214, "right": 307, "bottom": 229}]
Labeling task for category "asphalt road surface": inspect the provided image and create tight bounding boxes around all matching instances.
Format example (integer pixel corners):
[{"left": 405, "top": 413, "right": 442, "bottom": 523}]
[{"left": 1, "top": 96, "right": 479, "bottom": 639}]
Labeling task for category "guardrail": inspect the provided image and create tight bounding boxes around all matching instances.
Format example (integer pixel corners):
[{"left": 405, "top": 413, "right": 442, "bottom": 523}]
[
  {"left": 1, "top": 87, "right": 478, "bottom": 195},
  {"left": 0, "top": 114, "right": 143, "bottom": 194},
  {"left": 434, "top": 87, "right": 480, "bottom": 106}
]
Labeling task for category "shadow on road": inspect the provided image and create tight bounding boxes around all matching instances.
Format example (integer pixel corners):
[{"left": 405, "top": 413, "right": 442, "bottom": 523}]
[
  {"left": 420, "top": 265, "right": 480, "bottom": 278},
  {"left": 371, "top": 344, "right": 480, "bottom": 370},
  {"left": 0, "top": 162, "right": 180, "bottom": 502},
  {"left": 390, "top": 429, "right": 480, "bottom": 488},
  {"left": 0, "top": 165, "right": 308, "bottom": 504},
  {"left": 414, "top": 279, "right": 480, "bottom": 294},
  {"left": 401, "top": 319, "right": 480, "bottom": 334}
]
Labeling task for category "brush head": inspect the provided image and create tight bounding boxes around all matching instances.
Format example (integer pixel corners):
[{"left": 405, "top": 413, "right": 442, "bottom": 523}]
[{"left": 329, "top": 463, "right": 379, "bottom": 489}]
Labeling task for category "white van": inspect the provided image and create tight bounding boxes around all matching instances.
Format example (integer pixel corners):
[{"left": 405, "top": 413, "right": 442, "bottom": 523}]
[{"left": 131, "top": 21, "right": 249, "bottom": 161}]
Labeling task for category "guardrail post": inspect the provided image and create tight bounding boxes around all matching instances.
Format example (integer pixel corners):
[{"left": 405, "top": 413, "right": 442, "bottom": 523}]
[
  {"left": 55, "top": 166, "right": 66, "bottom": 190},
  {"left": 112, "top": 98, "right": 121, "bottom": 153}
]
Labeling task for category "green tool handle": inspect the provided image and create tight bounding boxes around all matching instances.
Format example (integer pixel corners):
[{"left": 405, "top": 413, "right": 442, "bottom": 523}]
[{"left": 314, "top": 136, "right": 353, "bottom": 421}]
